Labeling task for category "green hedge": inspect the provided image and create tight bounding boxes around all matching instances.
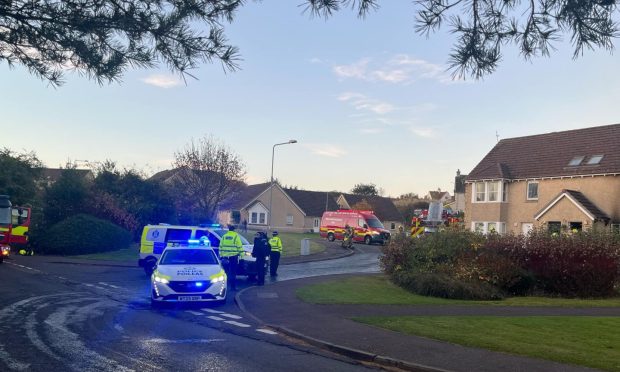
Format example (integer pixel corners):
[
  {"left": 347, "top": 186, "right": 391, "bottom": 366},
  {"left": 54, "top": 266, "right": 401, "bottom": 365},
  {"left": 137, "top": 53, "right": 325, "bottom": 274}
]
[{"left": 39, "top": 214, "right": 132, "bottom": 255}]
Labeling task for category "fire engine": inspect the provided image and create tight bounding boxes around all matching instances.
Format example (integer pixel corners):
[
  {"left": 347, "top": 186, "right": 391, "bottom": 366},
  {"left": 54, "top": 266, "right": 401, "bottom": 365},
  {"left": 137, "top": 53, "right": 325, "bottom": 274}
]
[{"left": 0, "top": 195, "right": 12, "bottom": 262}]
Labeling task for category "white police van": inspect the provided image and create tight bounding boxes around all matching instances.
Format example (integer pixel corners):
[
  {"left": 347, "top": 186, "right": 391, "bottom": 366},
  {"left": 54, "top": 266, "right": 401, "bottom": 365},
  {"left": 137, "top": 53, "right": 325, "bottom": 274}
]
[
  {"left": 150, "top": 243, "right": 227, "bottom": 306},
  {"left": 138, "top": 224, "right": 264, "bottom": 279}
]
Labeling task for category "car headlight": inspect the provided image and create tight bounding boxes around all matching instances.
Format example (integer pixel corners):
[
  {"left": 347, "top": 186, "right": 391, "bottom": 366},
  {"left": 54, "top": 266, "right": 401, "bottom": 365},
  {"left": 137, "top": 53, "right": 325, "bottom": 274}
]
[
  {"left": 153, "top": 273, "right": 170, "bottom": 284},
  {"left": 210, "top": 272, "right": 226, "bottom": 284},
  {"left": 244, "top": 251, "right": 252, "bottom": 257}
]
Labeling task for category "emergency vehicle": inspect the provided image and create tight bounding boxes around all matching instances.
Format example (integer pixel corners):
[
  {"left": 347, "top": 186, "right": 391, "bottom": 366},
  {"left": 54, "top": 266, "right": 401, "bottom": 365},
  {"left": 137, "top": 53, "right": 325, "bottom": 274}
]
[
  {"left": 150, "top": 243, "right": 227, "bottom": 306},
  {"left": 138, "top": 224, "right": 263, "bottom": 278},
  {"left": 0, "top": 195, "right": 11, "bottom": 263},
  {"left": 320, "top": 210, "right": 391, "bottom": 245},
  {"left": 10, "top": 207, "right": 31, "bottom": 246}
]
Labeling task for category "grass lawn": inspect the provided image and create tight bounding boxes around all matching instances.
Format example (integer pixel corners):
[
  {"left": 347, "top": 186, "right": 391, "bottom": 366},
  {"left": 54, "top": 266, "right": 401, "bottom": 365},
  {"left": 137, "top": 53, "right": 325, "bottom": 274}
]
[
  {"left": 240, "top": 231, "right": 325, "bottom": 258},
  {"left": 296, "top": 275, "right": 620, "bottom": 307},
  {"left": 69, "top": 244, "right": 139, "bottom": 262},
  {"left": 354, "top": 316, "right": 620, "bottom": 371}
]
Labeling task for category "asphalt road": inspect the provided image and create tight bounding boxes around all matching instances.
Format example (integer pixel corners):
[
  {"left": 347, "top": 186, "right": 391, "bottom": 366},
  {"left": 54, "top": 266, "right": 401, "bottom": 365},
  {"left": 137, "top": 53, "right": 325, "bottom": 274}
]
[{"left": 0, "top": 243, "right": 382, "bottom": 372}]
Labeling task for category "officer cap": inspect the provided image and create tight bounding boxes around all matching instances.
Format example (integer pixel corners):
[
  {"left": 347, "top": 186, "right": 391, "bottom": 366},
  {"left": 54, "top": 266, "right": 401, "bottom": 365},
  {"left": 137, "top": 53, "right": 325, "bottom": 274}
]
[{"left": 272, "top": 231, "right": 278, "bottom": 236}]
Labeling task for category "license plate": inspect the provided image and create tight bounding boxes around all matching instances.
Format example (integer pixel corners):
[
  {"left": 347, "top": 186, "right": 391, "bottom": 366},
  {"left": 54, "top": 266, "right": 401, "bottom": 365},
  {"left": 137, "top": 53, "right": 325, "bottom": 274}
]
[{"left": 178, "top": 296, "right": 202, "bottom": 301}]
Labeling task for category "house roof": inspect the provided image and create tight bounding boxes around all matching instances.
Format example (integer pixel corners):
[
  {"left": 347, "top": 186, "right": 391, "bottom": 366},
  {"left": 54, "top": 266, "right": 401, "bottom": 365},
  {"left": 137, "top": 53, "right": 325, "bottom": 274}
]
[
  {"left": 228, "top": 182, "right": 271, "bottom": 210},
  {"left": 534, "top": 189, "right": 610, "bottom": 221},
  {"left": 283, "top": 189, "right": 340, "bottom": 217},
  {"left": 468, "top": 123, "right": 620, "bottom": 181},
  {"left": 341, "top": 194, "right": 403, "bottom": 221}
]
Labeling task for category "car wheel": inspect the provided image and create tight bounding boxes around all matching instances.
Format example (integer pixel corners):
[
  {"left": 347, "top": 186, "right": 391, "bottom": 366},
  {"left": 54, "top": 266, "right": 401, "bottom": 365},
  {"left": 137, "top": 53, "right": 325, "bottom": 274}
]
[
  {"left": 327, "top": 233, "right": 335, "bottom": 242},
  {"left": 144, "top": 257, "right": 157, "bottom": 276},
  {"left": 364, "top": 235, "right": 372, "bottom": 245}
]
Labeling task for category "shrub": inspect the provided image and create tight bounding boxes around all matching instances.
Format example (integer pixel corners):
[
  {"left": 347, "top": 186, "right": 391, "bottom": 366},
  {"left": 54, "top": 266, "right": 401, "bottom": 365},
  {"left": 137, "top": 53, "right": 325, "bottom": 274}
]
[
  {"left": 393, "top": 271, "right": 504, "bottom": 300},
  {"left": 37, "top": 214, "right": 132, "bottom": 255}
]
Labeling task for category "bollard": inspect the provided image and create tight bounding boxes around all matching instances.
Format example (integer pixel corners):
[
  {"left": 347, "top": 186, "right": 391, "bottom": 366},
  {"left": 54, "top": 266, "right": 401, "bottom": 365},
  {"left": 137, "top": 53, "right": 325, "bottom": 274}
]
[{"left": 301, "top": 238, "right": 310, "bottom": 256}]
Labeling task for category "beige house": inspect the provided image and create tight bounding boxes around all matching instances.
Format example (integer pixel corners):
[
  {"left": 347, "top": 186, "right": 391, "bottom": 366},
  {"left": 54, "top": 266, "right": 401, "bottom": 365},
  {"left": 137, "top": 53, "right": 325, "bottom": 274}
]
[
  {"left": 465, "top": 123, "right": 620, "bottom": 235},
  {"left": 225, "top": 184, "right": 403, "bottom": 233}
]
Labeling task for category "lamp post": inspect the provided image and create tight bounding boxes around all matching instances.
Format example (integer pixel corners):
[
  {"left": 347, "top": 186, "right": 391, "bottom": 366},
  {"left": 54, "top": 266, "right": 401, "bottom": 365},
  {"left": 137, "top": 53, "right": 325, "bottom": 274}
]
[{"left": 268, "top": 140, "right": 297, "bottom": 231}]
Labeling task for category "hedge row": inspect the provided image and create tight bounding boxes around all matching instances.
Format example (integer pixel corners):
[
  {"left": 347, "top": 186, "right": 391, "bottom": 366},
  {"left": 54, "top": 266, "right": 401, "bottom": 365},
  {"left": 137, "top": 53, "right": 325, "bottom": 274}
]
[
  {"left": 381, "top": 229, "right": 620, "bottom": 299},
  {"left": 36, "top": 214, "right": 132, "bottom": 255}
]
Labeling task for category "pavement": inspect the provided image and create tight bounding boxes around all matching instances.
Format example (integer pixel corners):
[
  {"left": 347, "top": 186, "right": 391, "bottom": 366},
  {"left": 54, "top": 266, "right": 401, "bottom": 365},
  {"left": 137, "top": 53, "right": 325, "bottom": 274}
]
[{"left": 237, "top": 273, "right": 609, "bottom": 372}]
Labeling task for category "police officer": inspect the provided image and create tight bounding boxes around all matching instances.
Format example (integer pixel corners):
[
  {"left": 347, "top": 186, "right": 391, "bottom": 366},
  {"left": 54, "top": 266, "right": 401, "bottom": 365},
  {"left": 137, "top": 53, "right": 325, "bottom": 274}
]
[
  {"left": 220, "top": 225, "right": 243, "bottom": 290},
  {"left": 252, "top": 231, "right": 270, "bottom": 285},
  {"left": 269, "top": 231, "right": 283, "bottom": 277}
]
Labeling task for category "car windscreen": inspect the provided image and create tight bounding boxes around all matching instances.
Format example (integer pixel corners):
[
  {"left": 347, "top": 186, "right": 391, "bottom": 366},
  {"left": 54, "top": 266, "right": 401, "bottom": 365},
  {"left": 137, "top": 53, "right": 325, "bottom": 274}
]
[
  {"left": 214, "top": 230, "right": 250, "bottom": 245},
  {"left": 0, "top": 208, "right": 10, "bottom": 226},
  {"left": 165, "top": 228, "right": 192, "bottom": 242},
  {"left": 160, "top": 249, "right": 218, "bottom": 265},
  {"left": 366, "top": 217, "right": 385, "bottom": 229}
]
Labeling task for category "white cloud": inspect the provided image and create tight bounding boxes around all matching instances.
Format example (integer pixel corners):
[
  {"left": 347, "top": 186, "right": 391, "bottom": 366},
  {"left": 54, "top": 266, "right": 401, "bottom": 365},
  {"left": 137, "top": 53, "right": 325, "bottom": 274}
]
[
  {"left": 360, "top": 128, "right": 383, "bottom": 134},
  {"left": 303, "top": 144, "right": 347, "bottom": 158},
  {"left": 337, "top": 92, "right": 395, "bottom": 114},
  {"left": 309, "top": 57, "right": 324, "bottom": 64},
  {"left": 410, "top": 127, "right": 437, "bottom": 138},
  {"left": 332, "top": 55, "right": 465, "bottom": 85},
  {"left": 141, "top": 74, "right": 183, "bottom": 88}
]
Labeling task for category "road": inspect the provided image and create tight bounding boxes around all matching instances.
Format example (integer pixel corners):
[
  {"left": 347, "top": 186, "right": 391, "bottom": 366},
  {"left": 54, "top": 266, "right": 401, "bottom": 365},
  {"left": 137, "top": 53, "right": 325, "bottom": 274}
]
[{"left": 0, "top": 244, "right": 382, "bottom": 371}]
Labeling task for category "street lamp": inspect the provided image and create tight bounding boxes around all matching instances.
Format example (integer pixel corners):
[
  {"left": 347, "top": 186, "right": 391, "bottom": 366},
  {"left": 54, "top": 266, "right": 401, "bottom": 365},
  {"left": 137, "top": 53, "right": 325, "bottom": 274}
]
[{"left": 268, "top": 140, "right": 298, "bottom": 230}]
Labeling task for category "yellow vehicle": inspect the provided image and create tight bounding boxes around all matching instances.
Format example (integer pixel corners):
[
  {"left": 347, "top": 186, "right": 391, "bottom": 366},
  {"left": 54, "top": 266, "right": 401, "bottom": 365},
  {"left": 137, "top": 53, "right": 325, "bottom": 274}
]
[{"left": 138, "top": 224, "right": 261, "bottom": 277}]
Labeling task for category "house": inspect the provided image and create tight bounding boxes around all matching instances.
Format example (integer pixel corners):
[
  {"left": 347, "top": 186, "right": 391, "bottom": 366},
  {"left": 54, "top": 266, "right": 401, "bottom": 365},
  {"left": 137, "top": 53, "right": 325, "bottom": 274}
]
[
  {"left": 226, "top": 184, "right": 403, "bottom": 233},
  {"left": 465, "top": 123, "right": 620, "bottom": 234},
  {"left": 453, "top": 169, "right": 467, "bottom": 213}
]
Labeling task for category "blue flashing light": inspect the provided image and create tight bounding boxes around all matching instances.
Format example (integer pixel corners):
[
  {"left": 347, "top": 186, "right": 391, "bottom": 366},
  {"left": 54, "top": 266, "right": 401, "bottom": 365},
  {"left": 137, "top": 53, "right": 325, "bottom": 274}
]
[
  {"left": 199, "top": 223, "right": 221, "bottom": 228},
  {"left": 188, "top": 239, "right": 200, "bottom": 244},
  {"left": 195, "top": 282, "right": 204, "bottom": 287}
]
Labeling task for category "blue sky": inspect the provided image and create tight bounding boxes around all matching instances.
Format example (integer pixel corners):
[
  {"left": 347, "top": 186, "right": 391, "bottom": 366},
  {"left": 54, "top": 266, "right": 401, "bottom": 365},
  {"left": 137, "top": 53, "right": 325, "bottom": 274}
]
[{"left": 1, "top": 2, "right": 618, "bottom": 197}]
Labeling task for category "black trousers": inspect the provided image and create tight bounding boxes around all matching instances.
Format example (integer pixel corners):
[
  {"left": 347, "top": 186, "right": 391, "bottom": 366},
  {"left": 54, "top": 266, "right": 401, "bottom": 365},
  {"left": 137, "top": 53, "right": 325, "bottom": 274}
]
[
  {"left": 255, "top": 256, "right": 266, "bottom": 285},
  {"left": 269, "top": 251, "right": 280, "bottom": 276},
  {"left": 223, "top": 255, "right": 239, "bottom": 290}
]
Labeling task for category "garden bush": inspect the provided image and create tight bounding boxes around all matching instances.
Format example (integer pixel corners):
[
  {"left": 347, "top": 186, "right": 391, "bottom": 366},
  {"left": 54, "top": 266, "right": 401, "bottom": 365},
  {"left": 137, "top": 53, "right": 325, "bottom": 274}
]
[
  {"left": 38, "top": 214, "right": 132, "bottom": 255},
  {"left": 382, "top": 228, "right": 620, "bottom": 299}
]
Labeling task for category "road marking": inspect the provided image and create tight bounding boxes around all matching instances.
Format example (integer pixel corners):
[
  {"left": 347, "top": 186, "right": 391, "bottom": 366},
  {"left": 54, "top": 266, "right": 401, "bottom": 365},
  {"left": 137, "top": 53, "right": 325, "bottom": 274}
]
[
  {"left": 207, "top": 316, "right": 225, "bottom": 321},
  {"left": 94, "top": 286, "right": 107, "bottom": 290},
  {"left": 223, "top": 320, "right": 251, "bottom": 328},
  {"left": 58, "top": 276, "right": 67, "bottom": 280},
  {"left": 256, "top": 329, "right": 278, "bottom": 335},
  {"left": 114, "top": 324, "right": 124, "bottom": 332},
  {"left": 83, "top": 283, "right": 94, "bottom": 287},
  {"left": 201, "top": 308, "right": 223, "bottom": 314},
  {"left": 185, "top": 310, "right": 203, "bottom": 316},
  {"left": 220, "top": 313, "right": 242, "bottom": 320},
  {"left": 98, "top": 282, "right": 120, "bottom": 289},
  {"left": 145, "top": 338, "right": 225, "bottom": 344}
]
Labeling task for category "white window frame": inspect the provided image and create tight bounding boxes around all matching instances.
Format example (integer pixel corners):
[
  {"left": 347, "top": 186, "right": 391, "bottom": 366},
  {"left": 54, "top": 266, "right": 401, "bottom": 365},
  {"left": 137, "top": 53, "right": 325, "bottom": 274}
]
[
  {"left": 259, "top": 213, "right": 266, "bottom": 225},
  {"left": 471, "top": 221, "right": 506, "bottom": 235},
  {"left": 251, "top": 212, "right": 258, "bottom": 224},
  {"left": 286, "top": 214, "right": 293, "bottom": 225},
  {"left": 472, "top": 181, "right": 505, "bottom": 203},
  {"left": 526, "top": 181, "right": 539, "bottom": 201}
]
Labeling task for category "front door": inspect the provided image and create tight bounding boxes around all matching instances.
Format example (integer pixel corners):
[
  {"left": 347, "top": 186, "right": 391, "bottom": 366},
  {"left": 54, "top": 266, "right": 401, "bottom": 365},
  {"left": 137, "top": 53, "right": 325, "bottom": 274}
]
[
  {"left": 313, "top": 218, "right": 320, "bottom": 233},
  {"left": 521, "top": 223, "right": 533, "bottom": 235}
]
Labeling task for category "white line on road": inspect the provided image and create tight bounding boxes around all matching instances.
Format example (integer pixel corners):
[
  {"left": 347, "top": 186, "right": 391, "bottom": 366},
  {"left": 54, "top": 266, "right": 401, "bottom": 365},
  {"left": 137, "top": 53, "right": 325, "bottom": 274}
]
[
  {"left": 256, "top": 329, "right": 278, "bottom": 335},
  {"left": 83, "top": 284, "right": 94, "bottom": 287},
  {"left": 114, "top": 324, "right": 124, "bottom": 332},
  {"left": 223, "top": 320, "right": 251, "bottom": 328},
  {"left": 185, "top": 311, "right": 204, "bottom": 316},
  {"left": 207, "top": 316, "right": 225, "bottom": 321},
  {"left": 98, "top": 282, "right": 120, "bottom": 289},
  {"left": 94, "top": 286, "right": 107, "bottom": 290},
  {"left": 145, "top": 338, "right": 225, "bottom": 344},
  {"left": 201, "top": 308, "right": 223, "bottom": 314},
  {"left": 220, "top": 313, "right": 242, "bottom": 320}
]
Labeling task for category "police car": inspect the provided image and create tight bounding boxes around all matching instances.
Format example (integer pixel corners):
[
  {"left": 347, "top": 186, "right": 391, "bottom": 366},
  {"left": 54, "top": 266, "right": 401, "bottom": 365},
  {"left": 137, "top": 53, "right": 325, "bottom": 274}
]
[
  {"left": 150, "top": 242, "right": 227, "bottom": 306},
  {"left": 139, "top": 224, "right": 264, "bottom": 279}
]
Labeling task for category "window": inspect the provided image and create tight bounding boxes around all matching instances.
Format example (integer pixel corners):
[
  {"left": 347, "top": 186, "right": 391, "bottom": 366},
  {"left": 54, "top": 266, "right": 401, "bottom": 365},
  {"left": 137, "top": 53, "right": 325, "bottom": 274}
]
[
  {"left": 474, "top": 222, "right": 485, "bottom": 233},
  {"left": 487, "top": 181, "right": 500, "bottom": 202},
  {"left": 586, "top": 155, "right": 604, "bottom": 165},
  {"left": 259, "top": 213, "right": 266, "bottom": 224},
  {"left": 251, "top": 212, "right": 258, "bottom": 224},
  {"left": 527, "top": 181, "right": 538, "bottom": 200},
  {"left": 475, "top": 182, "right": 486, "bottom": 202},
  {"left": 390, "top": 222, "right": 396, "bottom": 230},
  {"left": 548, "top": 221, "right": 562, "bottom": 235},
  {"left": 568, "top": 156, "right": 584, "bottom": 166},
  {"left": 472, "top": 221, "right": 506, "bottom": 235},
  {"left": 487, "top": 222, "right": 497, "bottom": 233},
  {"left": 286, "top": 214, "right": 293, "bottom": 225},
  {"left": 251, "top": 212, "right": 266, "bottom": 224},
  {"left": 502, "top": 182, "right": 508, "bottom": 202},
  {"left": 569, "top": 222, "right": 582, "bottom": 232}
]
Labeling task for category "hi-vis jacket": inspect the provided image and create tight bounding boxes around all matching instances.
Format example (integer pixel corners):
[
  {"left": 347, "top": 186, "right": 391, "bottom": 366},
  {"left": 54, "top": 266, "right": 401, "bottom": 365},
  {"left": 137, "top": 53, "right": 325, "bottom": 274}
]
[
  {"left": 220, "top": 231, "right": 243, "bottom": 257},
  {"left": 269, "top": 236, "right": 283, "bottom": 253}
]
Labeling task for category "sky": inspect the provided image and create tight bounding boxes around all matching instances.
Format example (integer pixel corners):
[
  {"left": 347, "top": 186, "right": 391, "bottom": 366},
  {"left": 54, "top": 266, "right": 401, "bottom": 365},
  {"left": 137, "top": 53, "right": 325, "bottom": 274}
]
[{"left": 1, "top": 2, "right": 619, "bottom": 198}]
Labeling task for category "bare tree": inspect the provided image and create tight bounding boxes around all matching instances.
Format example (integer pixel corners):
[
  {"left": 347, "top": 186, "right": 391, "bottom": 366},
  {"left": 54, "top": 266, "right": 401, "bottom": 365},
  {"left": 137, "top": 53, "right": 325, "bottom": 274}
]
[{"left": 173, "top": 135, "right": 246, "bottom": 223}]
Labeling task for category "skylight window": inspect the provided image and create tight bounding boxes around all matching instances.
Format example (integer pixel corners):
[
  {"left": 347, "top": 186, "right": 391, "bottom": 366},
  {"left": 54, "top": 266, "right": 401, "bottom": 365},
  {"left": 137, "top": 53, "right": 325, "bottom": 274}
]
[
  {"left": 568, "top": 156, "right": 584, "bottom": 166},
  {"left": 586, "top": 155, "right": 604, "bottom": 165}
]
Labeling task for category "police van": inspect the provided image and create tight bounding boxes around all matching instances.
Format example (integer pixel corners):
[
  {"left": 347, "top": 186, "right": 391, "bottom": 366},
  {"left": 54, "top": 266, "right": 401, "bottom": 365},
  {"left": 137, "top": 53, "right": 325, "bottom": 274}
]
[{"left": 138, "top": 224, "right": 263, "bottom": 278}]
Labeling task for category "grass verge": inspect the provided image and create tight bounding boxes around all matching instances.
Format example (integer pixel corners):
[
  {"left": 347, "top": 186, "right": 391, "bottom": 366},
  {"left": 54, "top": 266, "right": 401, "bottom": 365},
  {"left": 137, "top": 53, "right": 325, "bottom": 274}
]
[
  {"left": 69, "top": 244, "right": 138, "bottom": 262},
  {"left": 296, "top": 275, "right": 620, "bottom": 307},
  {"left": 354, "top": 316, "right": 620, "bottom": 371},
  {"left": 240, "top": 232, "right": 325, "bottom": 257}
]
